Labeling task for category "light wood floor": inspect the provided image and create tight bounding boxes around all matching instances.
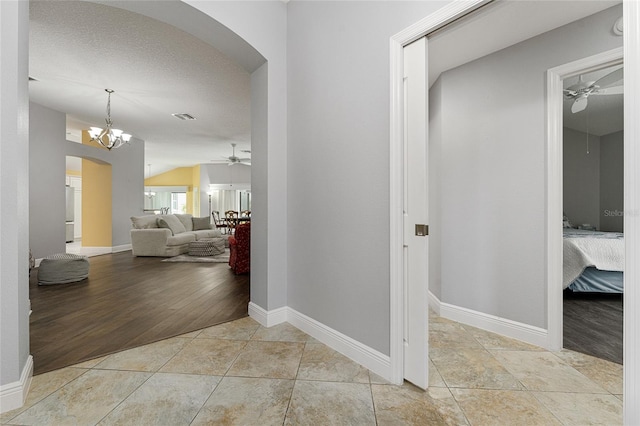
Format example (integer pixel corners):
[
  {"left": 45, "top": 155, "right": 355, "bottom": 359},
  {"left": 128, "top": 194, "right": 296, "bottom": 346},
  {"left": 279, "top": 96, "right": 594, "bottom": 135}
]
[{"left": 29, "top": 251, "right": 249, "bottom": 375}]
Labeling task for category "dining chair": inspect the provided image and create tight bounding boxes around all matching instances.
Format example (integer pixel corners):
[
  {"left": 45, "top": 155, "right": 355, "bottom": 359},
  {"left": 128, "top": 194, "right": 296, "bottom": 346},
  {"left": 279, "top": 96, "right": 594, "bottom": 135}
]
[
  {"left": 212, "top": 211, "right": 228, "bottom": 234},
  {"left": 225, "top": 210, "right": 239, "bottom": 234}
]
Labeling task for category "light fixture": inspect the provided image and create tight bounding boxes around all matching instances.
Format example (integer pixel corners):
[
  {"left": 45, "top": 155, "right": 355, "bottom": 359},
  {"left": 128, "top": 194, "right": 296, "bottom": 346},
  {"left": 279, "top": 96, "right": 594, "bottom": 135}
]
[
  {"left": 88, "top": 89, "right": 132, "bottom": 150},
  {"left": 144, "top": 191, "right": 156, "bottom": 198}
]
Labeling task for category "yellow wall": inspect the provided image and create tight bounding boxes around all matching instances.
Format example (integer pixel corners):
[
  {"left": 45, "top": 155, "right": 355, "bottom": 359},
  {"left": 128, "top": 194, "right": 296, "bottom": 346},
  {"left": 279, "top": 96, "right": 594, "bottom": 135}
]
[
  {"left": 81, "top": 131, "right": 112, "bottom": 247},
  {"left": 145, "top": 166, "right": 201, "bottom": 215},
  {"left": 66, "top": 169, "right": 81, "bottom": 176}
]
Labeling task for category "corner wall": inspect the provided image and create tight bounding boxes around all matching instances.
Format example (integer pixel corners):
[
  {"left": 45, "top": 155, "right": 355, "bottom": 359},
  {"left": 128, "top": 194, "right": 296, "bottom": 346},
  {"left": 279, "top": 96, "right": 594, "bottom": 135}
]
[
  {"left": 29, "top": 102, "right": 144, "bottom": 257},
  {"left": 286, "top": 1, "right": 448, "bottom": 355}
]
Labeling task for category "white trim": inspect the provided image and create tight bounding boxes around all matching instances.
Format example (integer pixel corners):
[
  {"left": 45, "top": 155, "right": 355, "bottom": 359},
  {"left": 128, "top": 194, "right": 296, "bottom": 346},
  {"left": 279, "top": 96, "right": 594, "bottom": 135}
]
[
  {"left": 287, "top": 308, "right": 391, "bottom": 382},
  {"left": 545, "top": 47, "right": 623, "bottom": 352},
  {"left": 428, "top": 290, "right": 441, "bottom": 315},
  {"left": 248, "top": 302, "right": 287, "bottom": 328},
  {"left": 389, "top": 0, "right": 489, "bottom": 387},
  {"left": 0, "top": 356, "right": 32, "bottom": 414},
  {"left": 112, "top": 244, "right": 132, "bottom": 253},
  {"left": 438, "top": 298, "right": 549, "bottom": 349},
  {"left": 247, "top": 304, "right": 393, "bottom": 382},
  {"left": 624, "top": 1, "right": 640, "bottom": 422}
]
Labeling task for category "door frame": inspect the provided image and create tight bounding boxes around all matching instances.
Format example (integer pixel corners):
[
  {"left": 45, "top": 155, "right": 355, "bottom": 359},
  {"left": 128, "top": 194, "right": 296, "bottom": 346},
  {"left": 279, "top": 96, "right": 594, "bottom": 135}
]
[
  {"left": 390, "top": 2, "right": 640, "bottom": 421},
  {"left": 388, "top": 0, "right": 488, "bottom": 385},
  {"left": 545, "top": 47, "right": 623, "bottom": 352}
]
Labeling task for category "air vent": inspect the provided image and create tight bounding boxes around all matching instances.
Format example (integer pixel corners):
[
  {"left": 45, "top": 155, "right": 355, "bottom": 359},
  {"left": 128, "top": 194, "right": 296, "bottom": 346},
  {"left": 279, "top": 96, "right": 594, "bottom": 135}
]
[{"left": 171, "top": 113, "right": 196, "bottom": 121}]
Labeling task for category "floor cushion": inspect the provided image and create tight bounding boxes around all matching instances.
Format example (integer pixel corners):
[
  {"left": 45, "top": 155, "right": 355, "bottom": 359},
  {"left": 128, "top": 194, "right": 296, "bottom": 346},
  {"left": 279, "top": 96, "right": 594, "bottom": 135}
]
[{"left": 38, "top": 253, "right": 90, "bottom": 285}]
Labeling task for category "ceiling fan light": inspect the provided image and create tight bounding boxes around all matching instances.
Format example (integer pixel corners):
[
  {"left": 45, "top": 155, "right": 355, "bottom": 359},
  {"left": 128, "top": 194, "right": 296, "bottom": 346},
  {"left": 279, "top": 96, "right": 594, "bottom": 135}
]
[{"left": 89, "top": 127, "right": 102, "bottom": 138}]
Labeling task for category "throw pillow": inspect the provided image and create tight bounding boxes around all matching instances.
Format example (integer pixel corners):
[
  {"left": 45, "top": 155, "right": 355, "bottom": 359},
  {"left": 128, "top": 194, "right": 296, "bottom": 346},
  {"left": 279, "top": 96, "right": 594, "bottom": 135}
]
[
  {"left": 131, "top": 215, "right": 160, "bottom": 229},
  {"left": 192, "top": 216, "right": 212, "bottom": 231},
  {"left": 175, "top": 214, "right": 194, "bottom": 232},
  {"left": 157, "top": 215, "right": 186, "bottom": 235}
]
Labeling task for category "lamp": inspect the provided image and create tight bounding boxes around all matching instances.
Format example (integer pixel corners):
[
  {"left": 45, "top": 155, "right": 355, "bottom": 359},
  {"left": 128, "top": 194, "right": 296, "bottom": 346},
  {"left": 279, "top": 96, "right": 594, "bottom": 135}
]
[
  {"left": 207, "top": 189, "right": 214, "bottom": 223},
  {"left": 88, "top": 89, "right": 132, "bottom": 150}
]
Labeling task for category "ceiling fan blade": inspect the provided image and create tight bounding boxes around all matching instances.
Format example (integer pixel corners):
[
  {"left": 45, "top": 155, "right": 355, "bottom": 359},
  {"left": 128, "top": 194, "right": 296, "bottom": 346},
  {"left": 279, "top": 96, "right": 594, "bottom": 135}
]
[
  {"left": 594, "top": 68, "right": 623, "bottom": 88},
  {"left": 240, "top": 161, "right": 251, "bottom": 166},
  {"left": 563, "top": 89, "right": 578, "bottom": 99},
  {"left": 593, "top": 86, "right": 623, "bottom": 96},
  {"left": 571, "top": 97, "right": 588, "bottom": 114}
]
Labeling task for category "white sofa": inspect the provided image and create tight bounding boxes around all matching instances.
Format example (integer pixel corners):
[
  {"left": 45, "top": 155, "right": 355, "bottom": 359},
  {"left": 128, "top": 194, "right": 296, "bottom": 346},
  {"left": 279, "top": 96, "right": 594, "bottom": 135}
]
[{"left": 130, "top": 213, "right": 224, "bottom": 257}]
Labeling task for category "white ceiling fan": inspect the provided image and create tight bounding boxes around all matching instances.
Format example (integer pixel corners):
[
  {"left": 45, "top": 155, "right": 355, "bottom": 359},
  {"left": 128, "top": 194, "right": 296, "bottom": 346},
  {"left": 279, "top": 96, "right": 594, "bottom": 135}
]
[
  {"left": 564, "top": 67, "right": 623, "bottom": 114},
  {"left": 222, "top": 143, "right": 251, "bottom": 166}
]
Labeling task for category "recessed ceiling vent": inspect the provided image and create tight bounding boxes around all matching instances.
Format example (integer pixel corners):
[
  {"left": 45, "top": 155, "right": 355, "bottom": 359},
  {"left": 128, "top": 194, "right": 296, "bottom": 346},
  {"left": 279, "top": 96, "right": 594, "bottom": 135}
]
[{"left": 172, "top": 113, "right": 196, "bottom": 121}]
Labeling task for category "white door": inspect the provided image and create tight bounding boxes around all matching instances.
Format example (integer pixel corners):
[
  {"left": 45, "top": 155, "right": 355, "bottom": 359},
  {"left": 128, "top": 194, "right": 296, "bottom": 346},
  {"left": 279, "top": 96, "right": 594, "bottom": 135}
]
[{"left": 402, "top": 36, "right": 429, "bottom": 389}]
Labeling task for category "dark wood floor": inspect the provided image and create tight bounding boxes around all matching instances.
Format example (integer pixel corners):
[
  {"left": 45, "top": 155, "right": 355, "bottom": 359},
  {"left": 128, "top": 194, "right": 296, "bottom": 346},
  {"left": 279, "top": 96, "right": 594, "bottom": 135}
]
[
  {"left": 563, "top": 290, "right": 623, "bottom": 365},
  {"left": 30, "top": 251, "right": 249, "bottom": 375}
]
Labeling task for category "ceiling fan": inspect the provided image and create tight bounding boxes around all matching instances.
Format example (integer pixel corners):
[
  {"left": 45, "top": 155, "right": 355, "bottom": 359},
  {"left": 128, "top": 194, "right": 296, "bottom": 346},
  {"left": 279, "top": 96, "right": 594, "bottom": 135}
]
[
  {"left": 564, "top": 67, "right": 623, "bottom": 114},
  {"left": 222, "top": 143, "right": 251, "bottom": 166}
]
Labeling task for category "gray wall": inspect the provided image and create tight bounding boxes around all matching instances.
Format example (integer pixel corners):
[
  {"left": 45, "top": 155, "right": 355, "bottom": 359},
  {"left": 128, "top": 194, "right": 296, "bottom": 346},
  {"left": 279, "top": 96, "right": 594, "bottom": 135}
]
[
  {"left": 0, "top": 0, "right": 30, "bottom": 393},
  {"left": 563, "top": 127, "right": 601, "bottom": 230},
  {"left": 250, "top": 62, "right": 269, "bottom": 309},
  {"left": 431, "top": 5, "right": 622, "bottom": 328},
  {"left": 29, "top": 103, "right": 67, "bottom": 258},
  {"left": 562, "top": 128, "right": 623, "bottom": 233},
  {"left": 600, "top": 130, "right": 624, "bottom": 232},
  {"left": 30, "top": 102, "right": 145, "bottom": 257},
  {"left": 287, "top": 1, "right": 447, "bottom": 355}
]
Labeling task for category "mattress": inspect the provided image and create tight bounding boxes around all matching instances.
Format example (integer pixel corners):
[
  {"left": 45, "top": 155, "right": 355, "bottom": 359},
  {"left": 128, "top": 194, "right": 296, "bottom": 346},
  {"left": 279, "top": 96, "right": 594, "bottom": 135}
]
[{"left": 567, "top": 267, "right": 624, "bottom": 293}]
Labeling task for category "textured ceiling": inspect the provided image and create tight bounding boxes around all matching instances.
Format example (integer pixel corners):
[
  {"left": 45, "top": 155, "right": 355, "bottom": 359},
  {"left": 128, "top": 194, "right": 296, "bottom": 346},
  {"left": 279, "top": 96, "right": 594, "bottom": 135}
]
[{"left": 29, "top": 1, "right": 251, "bottom": 176}]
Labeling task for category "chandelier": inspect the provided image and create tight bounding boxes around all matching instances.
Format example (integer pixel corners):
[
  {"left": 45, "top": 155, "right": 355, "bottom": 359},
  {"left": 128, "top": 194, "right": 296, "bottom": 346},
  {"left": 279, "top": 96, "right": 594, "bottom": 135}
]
[{"left": 88, "top": 89, "right": 132, "bottom": 150}]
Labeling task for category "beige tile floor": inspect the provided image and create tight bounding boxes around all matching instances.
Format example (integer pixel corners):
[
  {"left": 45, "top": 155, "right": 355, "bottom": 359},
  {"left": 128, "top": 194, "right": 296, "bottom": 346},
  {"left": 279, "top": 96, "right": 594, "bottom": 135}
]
[{"left": 1, "top": 312, "right": 622, "bottom": 425}]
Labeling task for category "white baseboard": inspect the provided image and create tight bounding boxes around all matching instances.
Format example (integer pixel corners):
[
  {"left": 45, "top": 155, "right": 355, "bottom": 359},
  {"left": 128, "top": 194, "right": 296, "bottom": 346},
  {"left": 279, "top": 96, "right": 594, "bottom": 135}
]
[
  {"left": 112, "top": 244, "right": 132, "bottom": 253},
  {"left": 430, "top": 292, "right": 549, "bottom": 349},
  {"left": 0, "top": 356, "right": 33, "bottom": 414},
  {"left": 428, "top": 291, "right": 441, "bottom": 315},
  {"left": 248, "top": 303, "right": 392, "bottom": 381},
  {"left": 286, "top": 307, "right": 392, "bottom": 382},
  {"left": 248, "top": 302, "right": 287, "bottom": 327}
]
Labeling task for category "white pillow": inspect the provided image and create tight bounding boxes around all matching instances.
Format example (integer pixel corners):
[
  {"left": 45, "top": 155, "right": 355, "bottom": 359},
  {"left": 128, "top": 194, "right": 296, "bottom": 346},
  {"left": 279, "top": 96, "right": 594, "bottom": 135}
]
[
  {"left": 131, "top": 215, "right": 159, "bottom": 229},
  {"left": 157, "top": 215, "right": 186, "bottom": 235}
]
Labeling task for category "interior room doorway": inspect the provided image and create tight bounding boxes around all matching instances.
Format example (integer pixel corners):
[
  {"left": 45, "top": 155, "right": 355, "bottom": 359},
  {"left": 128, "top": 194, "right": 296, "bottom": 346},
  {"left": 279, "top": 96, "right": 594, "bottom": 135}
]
[{"left": 561, "top": 61, "right": 624, "bottom": 365}]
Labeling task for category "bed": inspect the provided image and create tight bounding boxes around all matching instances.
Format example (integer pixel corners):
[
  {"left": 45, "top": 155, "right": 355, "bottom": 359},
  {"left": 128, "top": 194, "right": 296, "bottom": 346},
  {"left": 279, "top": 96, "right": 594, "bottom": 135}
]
[{"left": 563, "top": 228, "right": 624, "bottom": 293}]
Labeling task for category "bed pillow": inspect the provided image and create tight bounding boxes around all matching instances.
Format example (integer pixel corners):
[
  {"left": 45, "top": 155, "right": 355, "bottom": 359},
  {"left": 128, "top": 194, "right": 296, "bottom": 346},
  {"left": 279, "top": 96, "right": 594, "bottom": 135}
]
[
  {"left": 157, "top": 215, "right": 186, "bottom": 235},
  {"left": 192, "top": 216, "right": 212, "bottom": 231},
  {"left": 563, "top": 214, "right": 573, "bottom": 229}
]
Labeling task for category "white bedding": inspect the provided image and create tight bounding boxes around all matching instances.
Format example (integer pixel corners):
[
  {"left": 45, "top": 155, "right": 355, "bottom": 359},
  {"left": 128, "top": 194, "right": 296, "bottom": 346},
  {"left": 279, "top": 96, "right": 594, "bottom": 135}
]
[{"left": 563, "top": 229, "right": 624, "bottom": 289}]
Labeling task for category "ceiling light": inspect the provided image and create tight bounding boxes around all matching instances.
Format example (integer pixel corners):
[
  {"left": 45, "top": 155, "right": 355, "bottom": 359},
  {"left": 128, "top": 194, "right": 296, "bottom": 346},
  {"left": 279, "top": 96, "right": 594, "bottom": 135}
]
[
  {"left": 88, "top": 89, "right": 131, "bottom": 150},
  {"left": 172, "top": 113, "right": 196, "bottom": 121}
]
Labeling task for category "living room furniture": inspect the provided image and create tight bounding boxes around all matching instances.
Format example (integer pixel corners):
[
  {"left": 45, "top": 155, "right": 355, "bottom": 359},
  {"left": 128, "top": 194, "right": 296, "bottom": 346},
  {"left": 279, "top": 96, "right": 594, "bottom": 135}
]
[
  {"left": 188, "top": 237, "right": 226, "bottom": 256},
  {"left": 38, "top": 253, "right": 90, "bottom": 285},
  {"left": 229, "top": 222, "right": 250, "bottom": 274},
  {"left": 130, "top": 213, "right": 225, "bottom": 257}
]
